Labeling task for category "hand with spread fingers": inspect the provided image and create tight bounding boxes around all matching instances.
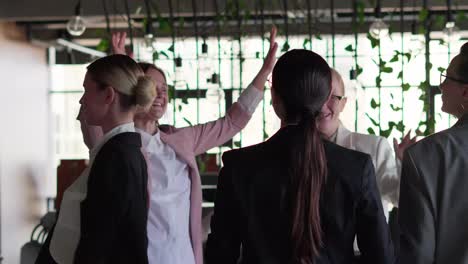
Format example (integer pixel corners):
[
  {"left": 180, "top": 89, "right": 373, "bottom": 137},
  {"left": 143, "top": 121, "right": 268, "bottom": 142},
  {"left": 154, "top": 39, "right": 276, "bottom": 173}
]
[
  {"left": 393, "top": 130, "right": 417, "bottom": 161},
  {"left": 111, "top": 32, "right": 128, "bottom": 56}
]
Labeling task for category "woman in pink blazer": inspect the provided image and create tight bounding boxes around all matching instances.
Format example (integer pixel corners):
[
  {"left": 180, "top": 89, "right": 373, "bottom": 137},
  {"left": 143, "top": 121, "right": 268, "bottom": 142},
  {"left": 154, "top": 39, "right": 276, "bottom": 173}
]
[{"left": 100, "top": 28, "right": 278, "bottom": 264}]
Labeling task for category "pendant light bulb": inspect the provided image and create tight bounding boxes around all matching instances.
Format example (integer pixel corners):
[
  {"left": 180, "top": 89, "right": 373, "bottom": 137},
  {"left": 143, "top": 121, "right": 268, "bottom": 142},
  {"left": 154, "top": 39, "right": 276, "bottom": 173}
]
[
  {"left": 369, "top": 18, "right": 389, "bottom": 40},
  {"left": 143, "top": 33, "right": 157, "bottom": 51},
  {"left": 443, "top": 21, "right": 461, "bottom": 44},
  {"left": 67, "top": 16, "right": 86, "bottom": 36}
]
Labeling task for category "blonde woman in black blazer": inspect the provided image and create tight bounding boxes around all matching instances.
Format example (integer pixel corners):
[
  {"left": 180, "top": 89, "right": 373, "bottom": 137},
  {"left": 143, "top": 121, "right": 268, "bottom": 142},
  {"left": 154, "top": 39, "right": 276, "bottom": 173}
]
[{"left": 36, "top": 55, "right": 155, "bottom": 264}]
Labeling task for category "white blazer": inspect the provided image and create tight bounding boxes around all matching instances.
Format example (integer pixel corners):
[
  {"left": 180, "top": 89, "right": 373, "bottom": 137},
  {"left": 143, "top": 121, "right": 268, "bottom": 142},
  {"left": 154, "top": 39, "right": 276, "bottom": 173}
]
[{"left": 335, "top": 123, "right": 400, "bottom": 217}]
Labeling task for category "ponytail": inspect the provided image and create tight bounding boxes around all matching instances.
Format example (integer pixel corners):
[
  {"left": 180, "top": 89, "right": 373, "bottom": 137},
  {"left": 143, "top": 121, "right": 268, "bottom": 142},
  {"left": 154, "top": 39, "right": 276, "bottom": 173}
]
[
  {"left": 290, "top": 113, "right": 327, "bottom": 264},
  {"left": 270, "top": 49, "right": 331, "bottom": 263}
]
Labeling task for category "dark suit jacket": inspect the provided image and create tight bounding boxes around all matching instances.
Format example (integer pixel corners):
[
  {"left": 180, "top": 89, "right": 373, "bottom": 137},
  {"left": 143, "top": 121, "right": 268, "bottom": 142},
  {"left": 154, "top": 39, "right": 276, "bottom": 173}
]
[
  {"left": 36, "top": 132, "right": 149, "bottom": 264},
  {"left": 206, "top": 125, "right": 395, "bottom": 264},
  {"left": 399, "top": 114, "right": 468, "bottom": 264}
]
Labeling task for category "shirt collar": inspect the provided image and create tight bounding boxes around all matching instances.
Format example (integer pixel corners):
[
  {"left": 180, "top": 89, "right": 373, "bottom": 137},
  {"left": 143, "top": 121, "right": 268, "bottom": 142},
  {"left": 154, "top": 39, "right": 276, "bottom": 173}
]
[
  {"left": 136, "top": 127, "right": 161, "bottom": 146},
  {"left": 90, "top": 122, "right": 135, "bottom": 160}
]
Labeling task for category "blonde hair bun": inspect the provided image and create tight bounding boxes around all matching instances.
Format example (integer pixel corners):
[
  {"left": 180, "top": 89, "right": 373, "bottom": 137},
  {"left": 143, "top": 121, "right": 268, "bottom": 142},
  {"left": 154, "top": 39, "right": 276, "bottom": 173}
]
[{"left": 134, "top": 75, "right": 156, "bottom": 108}]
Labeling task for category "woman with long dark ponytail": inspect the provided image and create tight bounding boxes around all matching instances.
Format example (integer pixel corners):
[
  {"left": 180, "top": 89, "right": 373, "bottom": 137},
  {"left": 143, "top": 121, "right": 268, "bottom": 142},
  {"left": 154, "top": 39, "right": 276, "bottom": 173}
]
[{"left": 206, "top": 49, "right": 395, "bottom": 264}]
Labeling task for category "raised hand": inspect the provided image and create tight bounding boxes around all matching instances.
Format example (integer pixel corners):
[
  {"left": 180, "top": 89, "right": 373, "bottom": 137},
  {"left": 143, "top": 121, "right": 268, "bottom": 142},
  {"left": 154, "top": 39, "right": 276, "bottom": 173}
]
[
  {"left": 112, "top": 32, "right": 127, "bottom": 55},
  {"left": 252, "top": 26, "right": 278, "bottom": 91},
  {"left": 261, "top": 26, "right": 278, "bottom": 74},
  {"left": 393, "top": 130, "right": 417, "bottom": 161}
]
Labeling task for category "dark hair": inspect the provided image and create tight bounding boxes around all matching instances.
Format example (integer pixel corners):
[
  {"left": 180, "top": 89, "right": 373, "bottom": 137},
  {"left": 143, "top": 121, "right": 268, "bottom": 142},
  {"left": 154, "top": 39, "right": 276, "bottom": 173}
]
[
  {"left": 272, "top": 49, "right": 331, "bottom": 263},
  {"left": 455, "top": 42, "right": 468, "bottom": 82},
  {"left": 87, "top": 55, "right": 155, "bottom": 110},
  {"left": 138, "top": 62, "right": 167, "bottom": 83}
]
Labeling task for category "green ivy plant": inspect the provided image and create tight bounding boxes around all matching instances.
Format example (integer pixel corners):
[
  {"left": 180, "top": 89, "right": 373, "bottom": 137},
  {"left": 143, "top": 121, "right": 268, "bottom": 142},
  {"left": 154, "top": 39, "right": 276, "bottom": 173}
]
[{"left": 346, "top": 0, "right": 409, "bottom": 139}]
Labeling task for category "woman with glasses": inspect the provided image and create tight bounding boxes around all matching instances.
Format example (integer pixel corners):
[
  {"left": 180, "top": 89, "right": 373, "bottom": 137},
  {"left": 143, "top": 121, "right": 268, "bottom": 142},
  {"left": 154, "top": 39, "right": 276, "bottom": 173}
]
[
  {"left": 399, "top": 42, "right": 468, "bottom": 263},
  {"left": 206, "top": 49, "right": 396, "bottom": 264},
  {"left": 318, "top": 69, "right": 401, "bottom": 221}
]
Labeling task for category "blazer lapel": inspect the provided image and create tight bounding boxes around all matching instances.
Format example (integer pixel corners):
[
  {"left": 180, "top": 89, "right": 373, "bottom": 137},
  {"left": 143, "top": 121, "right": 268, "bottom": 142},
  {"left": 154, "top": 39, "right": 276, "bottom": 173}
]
[{"left": 159, "top": 131, "right": 194, "bottom": 166}]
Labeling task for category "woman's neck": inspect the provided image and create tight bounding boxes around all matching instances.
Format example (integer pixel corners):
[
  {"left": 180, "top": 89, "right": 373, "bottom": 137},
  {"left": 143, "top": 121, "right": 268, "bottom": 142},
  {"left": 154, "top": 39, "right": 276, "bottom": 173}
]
[
  {"left": 454, "top": 107, "right": 468, "bottom": 119},
  {"left": 101, "top": 113, "right": 134, "bottom": 134},
  {"left": 135, "top": 117, "right": 159, "bottom": 135}
]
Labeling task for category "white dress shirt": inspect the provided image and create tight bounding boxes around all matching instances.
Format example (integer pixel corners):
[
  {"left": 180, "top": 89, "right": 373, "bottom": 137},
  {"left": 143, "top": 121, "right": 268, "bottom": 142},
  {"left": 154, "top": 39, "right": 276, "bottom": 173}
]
[
  {"left": 144, "top": 84, "right": 262, "bottom": 264},
  {"left": 49, "top": 122, "right": 135, "bottom": 264}
]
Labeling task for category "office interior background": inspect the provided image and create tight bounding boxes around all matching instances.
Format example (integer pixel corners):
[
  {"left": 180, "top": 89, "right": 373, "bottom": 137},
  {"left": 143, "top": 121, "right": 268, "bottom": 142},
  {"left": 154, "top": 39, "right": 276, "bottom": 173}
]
[{"left": 0, "top": 0, "right": 467, "bottom": 262}]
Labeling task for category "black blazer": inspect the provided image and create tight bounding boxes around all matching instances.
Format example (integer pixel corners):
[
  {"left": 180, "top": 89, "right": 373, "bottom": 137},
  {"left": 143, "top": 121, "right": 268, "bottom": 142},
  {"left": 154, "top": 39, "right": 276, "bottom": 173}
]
[
  {"left": 206, "top": 126, "right": 396, "bottom": 264},
  {"left": 36, "top": 132, "right": 149, "bottom": 264}
]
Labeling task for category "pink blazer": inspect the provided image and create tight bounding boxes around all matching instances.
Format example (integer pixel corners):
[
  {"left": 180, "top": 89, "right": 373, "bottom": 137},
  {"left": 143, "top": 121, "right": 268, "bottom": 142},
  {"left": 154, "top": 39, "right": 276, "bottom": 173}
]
[{"left": 158, "top": 102, "right": 251, "bottom": 264}]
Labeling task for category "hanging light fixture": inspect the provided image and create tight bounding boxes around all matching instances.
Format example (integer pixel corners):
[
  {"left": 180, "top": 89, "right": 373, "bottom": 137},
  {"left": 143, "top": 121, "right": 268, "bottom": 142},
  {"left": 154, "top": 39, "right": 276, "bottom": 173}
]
[
  {"left": 143, "top": 0, "right": 156, "bottom": 51},
  {"left": 369, "top": 0, "right": 389, "bottom": 39},
  {"left": 205, "top": 73, "right": 225, "bottom": 103},
  {"left": 201, "top": 37, "right": 208, "bottom": 54},
  {"left": 443, "top": 22, "right": 460, "bottom": 43},
  {"left": 143, "top": 33, "right": 157, "bottom": 51},
  {"left": 443, "top": 0, "right": 460, "bottom": 44},
  {"left": 66, "top": 0, "right": 86, "bottom": 36},
  {"left": 199, "top": 36, "right": 213, "bottom": 75},
  {"left": 174, "top": 56, "right": 187, "bottom": 89},
  {"left": 124, "top": 0, "right": 135, "bottom": 53}
]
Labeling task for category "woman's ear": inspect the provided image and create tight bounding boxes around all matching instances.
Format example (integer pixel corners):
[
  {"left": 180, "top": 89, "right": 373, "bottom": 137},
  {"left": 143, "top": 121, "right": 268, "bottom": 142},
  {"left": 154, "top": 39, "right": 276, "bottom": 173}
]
[
  {"left": 103, "top": 86, "right": 116, "bottom": 105},
  {"left": 271, "top": 87, "right": 285, "bottom": 120},
  {"left": 271, "top": 87, "right": 282, "bottom": 109}
]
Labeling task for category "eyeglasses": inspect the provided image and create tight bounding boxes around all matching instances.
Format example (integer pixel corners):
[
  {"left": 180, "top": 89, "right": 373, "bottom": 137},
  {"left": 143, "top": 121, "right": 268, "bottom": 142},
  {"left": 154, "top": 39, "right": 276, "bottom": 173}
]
[
  {"left": 331, "top": 94, "right": 346, "bottom": 101},
  {"left": 440, "top": 72, "right": 468, "bottom": 85}
]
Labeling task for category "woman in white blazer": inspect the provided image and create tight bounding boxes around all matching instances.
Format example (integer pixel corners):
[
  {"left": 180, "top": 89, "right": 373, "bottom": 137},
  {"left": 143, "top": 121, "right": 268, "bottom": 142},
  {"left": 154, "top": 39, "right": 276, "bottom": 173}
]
[
  {"left": 399, "top": 42, "right": 468, "bottom": 264},
  {"left": 318, "top": 69, "right": 400, "bottom": 218}
]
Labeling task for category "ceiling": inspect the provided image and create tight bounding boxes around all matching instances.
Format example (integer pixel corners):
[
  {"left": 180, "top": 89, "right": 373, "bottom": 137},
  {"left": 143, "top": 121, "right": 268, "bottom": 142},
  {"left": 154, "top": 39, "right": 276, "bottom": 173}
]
[
  {"left": 1, "top": 0, "right": 465, "bottom": 21},
  {"left": 1, "top": 0, "right": 467, "bottom": 62}
]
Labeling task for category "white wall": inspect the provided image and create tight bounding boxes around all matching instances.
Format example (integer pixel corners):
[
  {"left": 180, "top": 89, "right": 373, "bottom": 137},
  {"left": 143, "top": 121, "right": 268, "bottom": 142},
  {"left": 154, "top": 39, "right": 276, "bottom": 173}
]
[{"left": 0, "top": 22, "right": 51, "bottom": 263}]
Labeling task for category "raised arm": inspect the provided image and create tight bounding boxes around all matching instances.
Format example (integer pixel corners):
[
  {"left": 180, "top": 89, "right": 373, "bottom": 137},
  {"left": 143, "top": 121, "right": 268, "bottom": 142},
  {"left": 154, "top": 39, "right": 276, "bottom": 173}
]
[
  {"left": 189, "top": 27, "right": 278, "bottom": 155},
  {"left": 251, "top": 26, "right": 278, "bottom": 92},
  {"left": 111, "top": 32, "right": 133, "bottom": 57}
]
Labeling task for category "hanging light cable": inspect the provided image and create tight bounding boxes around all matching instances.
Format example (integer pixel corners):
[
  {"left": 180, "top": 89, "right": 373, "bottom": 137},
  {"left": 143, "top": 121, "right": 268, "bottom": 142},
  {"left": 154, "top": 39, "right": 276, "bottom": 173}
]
[
  {"left": 203, "top": 0, "right": 223, "bottom": 104},
  {"left": 123, "top": 0, "right": 135, "bottom": 53},
  {"left": 102, "top": 0, "right": 111, "bottom": 35},
  {"left": 67, "top": 0, "right": 86, "bottom": 36},
  {"left": 143, "top": 0, "right": 156, "bottom": 51},
  {"left": 369, "top": 0, "right": 389, "bottom": 39},
  {"left": 443, "top": 0, "right": 460, "bottom": 44}
]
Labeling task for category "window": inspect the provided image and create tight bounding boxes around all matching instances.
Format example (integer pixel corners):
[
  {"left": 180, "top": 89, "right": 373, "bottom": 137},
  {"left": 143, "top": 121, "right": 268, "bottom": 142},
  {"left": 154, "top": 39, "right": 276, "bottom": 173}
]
[{"left": 50, "top": 32, "right": 463, "bottom": 165}]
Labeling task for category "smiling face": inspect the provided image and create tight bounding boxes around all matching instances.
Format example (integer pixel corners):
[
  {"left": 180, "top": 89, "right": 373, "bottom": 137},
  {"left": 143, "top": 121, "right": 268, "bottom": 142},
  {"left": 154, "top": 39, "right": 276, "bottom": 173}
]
[
  {"left": 317, "top": 69, "right": 347, "bottom": 138},
  {"left": 143, "top": 67, "right": 169, "bottom": 122}
]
